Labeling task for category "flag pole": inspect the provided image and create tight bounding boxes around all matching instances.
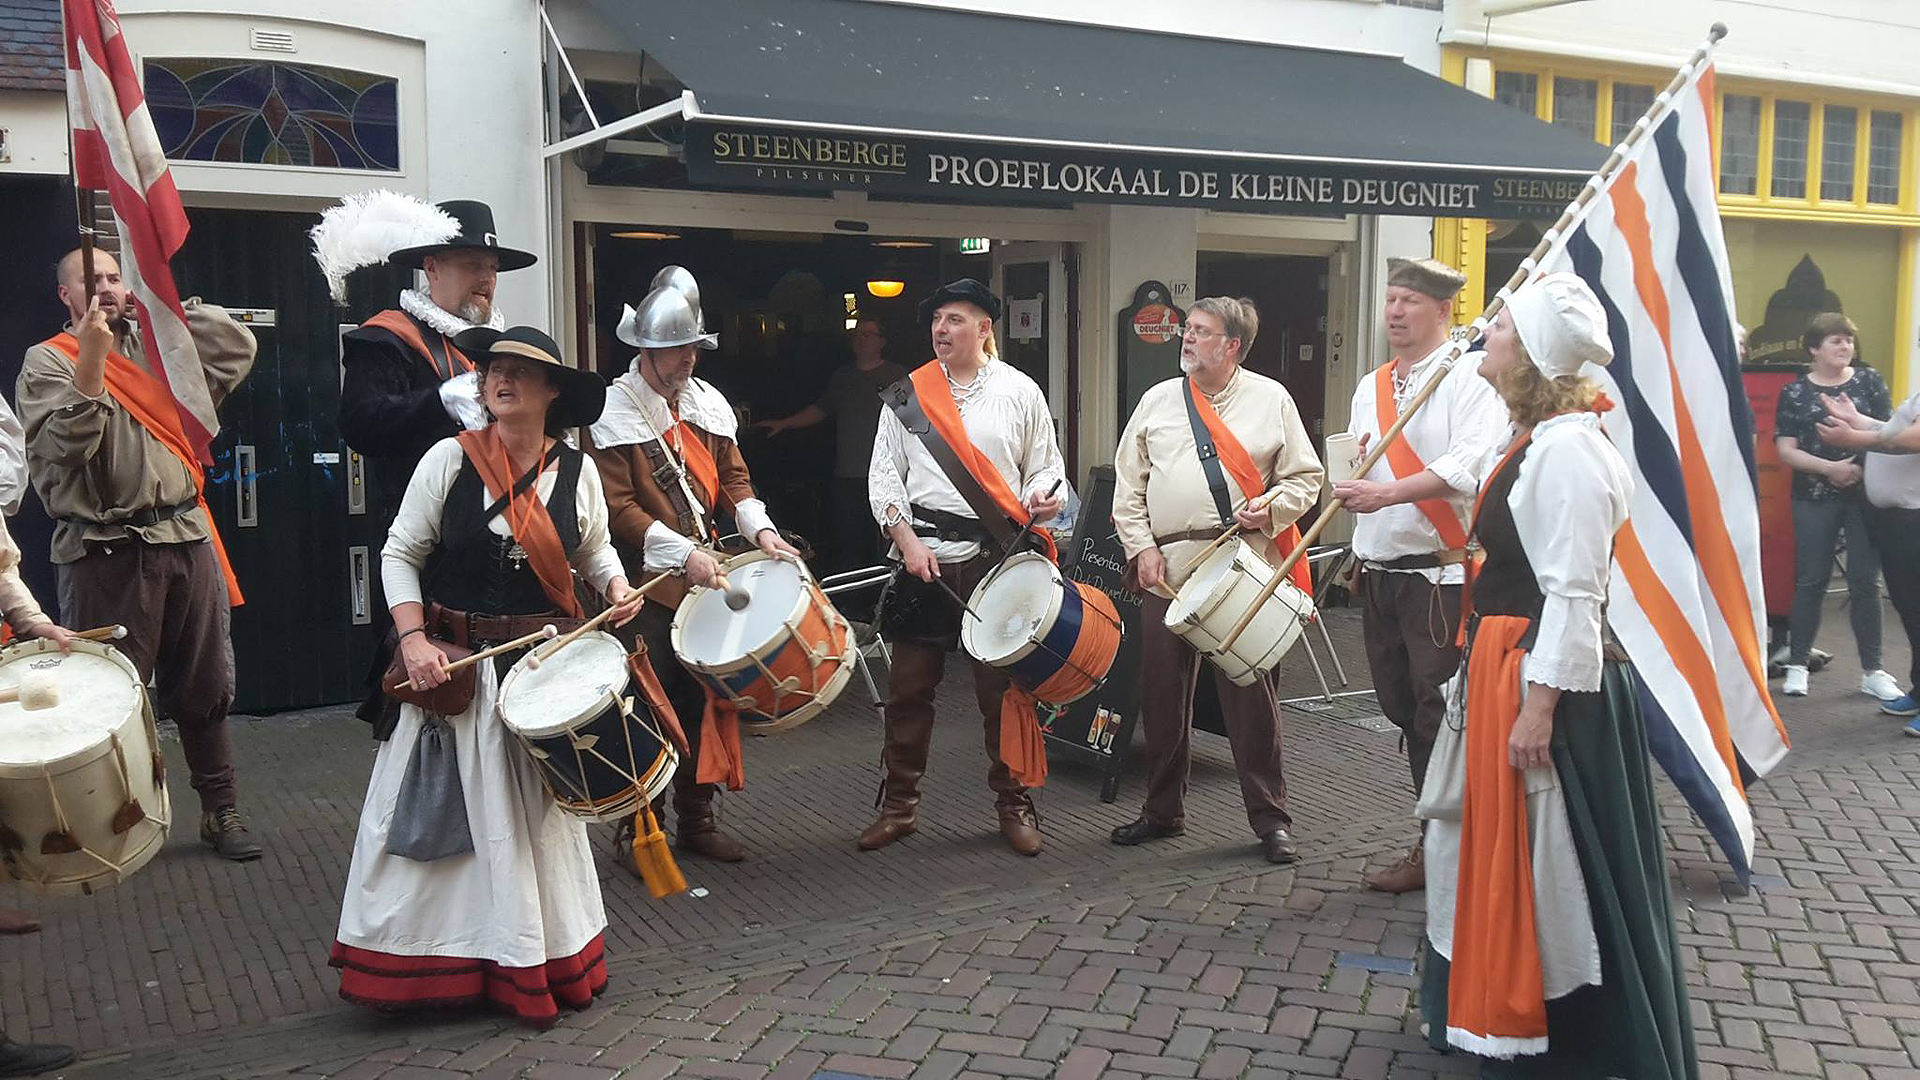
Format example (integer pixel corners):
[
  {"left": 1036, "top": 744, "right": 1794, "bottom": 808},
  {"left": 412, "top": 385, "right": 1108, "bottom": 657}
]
[
  {"left": 1212, "top": 22, "right": 1730, "bottom": 657},
  {"left": 57, "top": 0, "right": 97, "bottom": 302}
]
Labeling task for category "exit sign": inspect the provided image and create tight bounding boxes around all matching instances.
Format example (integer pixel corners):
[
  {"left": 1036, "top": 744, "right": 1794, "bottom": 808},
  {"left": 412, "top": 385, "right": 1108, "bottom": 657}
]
[{"left": 958, "top": 237, "right": 990, "bottom": 255}]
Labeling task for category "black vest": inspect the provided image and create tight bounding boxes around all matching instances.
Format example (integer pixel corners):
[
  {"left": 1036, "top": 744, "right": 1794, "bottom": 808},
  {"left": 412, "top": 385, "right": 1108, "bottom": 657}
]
[
  {"left": 1470, "top": 438, "right": 1545, "bottom": 622},
  {"left": 424, "top": 444, "right": 584, "bottom": 616}
]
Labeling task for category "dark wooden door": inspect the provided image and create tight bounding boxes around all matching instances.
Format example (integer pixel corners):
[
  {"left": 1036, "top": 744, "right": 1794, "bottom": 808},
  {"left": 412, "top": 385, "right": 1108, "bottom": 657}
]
[
  {"left": 1196, "top": 254, "right": 1331, "bottom": 438},
  {"left": 173, "top": 208, "right": 408, "bottom": 713}
]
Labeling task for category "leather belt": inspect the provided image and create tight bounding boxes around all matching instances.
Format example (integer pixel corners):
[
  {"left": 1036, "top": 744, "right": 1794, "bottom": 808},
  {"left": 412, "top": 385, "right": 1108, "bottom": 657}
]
[
  {"left": 909, "top": 502, "right": 995, "bottom": 545},
  {"left": 427, "top": 604, "right": 586, "bottom": 648},
  {"left": 1154, "top": 528, "right": 1223, "bottom": 547},
  {"left": 65, "top": 497, "right": 200, "bottom": 530},
  {"left": 1366, "top": 549, "right": 1468, "bottom": 571}
]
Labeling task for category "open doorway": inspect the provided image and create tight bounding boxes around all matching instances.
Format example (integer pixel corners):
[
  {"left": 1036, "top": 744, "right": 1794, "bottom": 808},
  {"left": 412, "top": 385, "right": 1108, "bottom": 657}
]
[{"left": 1196, "top": 252, "right": 1331, "bottom": 438}]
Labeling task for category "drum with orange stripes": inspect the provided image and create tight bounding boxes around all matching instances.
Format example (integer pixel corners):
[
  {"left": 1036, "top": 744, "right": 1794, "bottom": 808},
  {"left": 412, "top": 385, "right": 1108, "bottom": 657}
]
[{"left": 961, "top": 552, "right": 1123, "bottom": 705}]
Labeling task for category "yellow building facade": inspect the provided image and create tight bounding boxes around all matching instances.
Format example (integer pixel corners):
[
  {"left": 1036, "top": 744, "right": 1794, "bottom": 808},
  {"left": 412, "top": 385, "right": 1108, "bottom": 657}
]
[{"left": 1437, "top": 46, "right": 1918, "bottom": 398}]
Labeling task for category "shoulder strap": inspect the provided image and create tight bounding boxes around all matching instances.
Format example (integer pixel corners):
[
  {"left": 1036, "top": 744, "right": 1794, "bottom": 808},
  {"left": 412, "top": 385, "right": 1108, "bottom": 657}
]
[
  {"left": 1374, "top": 362, "right": 1471, "bottom": 551},
  {"left": 880, "top": 376, "right": 1019, "bottom": 548},
  {"left": 613, "top": 379, "right": 712, "bottom": 543},
  {"left": 480, "top": 457, "right": 548, "bottom": 525},
  {"left": 1181, "top": 378, "right": 1236, "bottom": 527}
]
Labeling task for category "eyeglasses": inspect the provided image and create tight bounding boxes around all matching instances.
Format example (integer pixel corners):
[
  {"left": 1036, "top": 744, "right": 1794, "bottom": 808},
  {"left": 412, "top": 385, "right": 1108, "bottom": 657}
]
[{"left": 1180, "top": 325, "right": 1228, "bottom": 342}]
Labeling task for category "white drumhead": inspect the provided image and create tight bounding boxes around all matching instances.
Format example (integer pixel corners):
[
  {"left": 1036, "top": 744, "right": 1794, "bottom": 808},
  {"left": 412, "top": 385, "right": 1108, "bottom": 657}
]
[
  {"left": 0, "top": 647, "right": 140, "bottom": 766},
  {"left": 965, "top": 555, "right": 1059, "bottom": 664},
  {"left": 675, "top": 556, "right": 806, "bottom": 666},
  {"left": 500, "top": 631, "right": 630, "bottom": 738},
  {"left": 1167, "top": 541, "right": 1250, "bottom": 625}
]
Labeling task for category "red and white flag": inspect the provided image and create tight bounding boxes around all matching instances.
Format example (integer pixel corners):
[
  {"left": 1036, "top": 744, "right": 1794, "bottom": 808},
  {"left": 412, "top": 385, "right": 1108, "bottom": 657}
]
[{"left": 63, "top": 0, "right": 217, "bottom": 463}]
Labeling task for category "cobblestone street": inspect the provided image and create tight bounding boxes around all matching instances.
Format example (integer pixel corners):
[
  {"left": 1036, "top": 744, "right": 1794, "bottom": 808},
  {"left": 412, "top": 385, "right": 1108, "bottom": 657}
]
[{"left": 3, "top": 600, "right": 1914, "bottom": 1080}]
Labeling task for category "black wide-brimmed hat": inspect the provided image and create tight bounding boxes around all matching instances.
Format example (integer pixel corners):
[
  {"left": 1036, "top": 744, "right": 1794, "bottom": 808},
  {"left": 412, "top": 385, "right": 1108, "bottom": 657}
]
[
  {"left": 389, "top": 200, "right": 538, "bottom": 272},
  {"left": 917, "top": 277, "right": 1002, "bottom": 327},
  {"left": 453, "top": 326, "right": 605, "bottom": 427}
]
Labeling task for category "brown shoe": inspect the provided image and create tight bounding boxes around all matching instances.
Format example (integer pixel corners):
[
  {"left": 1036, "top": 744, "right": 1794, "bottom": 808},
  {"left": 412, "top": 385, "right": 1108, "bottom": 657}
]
[
  {"left": 1365, "top": 844, "right": 1425, "bottom": 893},
  {"left": 1259, "top": 828, "right": 1299, "bottom": 865},
  {"left": 997, "top": 793, "right": 1043, "bottom": 856},
  {"left": 0, "top": 909, "right": 39, "bottom": 935},
  {"left": 200, "top": 807, "right": 264, "bottom": 862},
  {"left": 857, "top": 808, "right": 916, "bottom": 851}
]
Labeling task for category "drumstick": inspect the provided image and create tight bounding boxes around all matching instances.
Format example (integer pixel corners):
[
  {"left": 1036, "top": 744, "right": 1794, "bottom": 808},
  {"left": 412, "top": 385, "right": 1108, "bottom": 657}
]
[
  {"left": 389, "top": 624, "right": 558, "bottom": 692},
  {"left": 934, "top": 576, "right": 985, "bottom": 623},
  {"left": 713, "top": 572, "right": 751, "bottom": 612},
  {"left": 75, "top": 624, "right": 127, "bottom": 643},
  {"left": 0, "top": 671, "right": 59, "bottom": 711},
  {"left": 528, "top": 568, "right": 676, "bottom": 669},
  {"left": 1002, "top": 479, "right": 1064, "bottom": 562}
]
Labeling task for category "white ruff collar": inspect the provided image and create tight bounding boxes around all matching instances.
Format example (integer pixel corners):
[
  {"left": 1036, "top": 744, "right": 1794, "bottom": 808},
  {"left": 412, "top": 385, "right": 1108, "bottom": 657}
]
[
  {"left": 399, "top": 288, "right": 505, "bottom": 336},
  {"left": 589, "top": 360, "right": 739, "bottom": 449}
]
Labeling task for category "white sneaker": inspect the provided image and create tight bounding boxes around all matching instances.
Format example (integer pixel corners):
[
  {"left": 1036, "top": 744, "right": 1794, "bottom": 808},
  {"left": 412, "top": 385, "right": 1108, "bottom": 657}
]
[
  {"left": 1782, "top": 665, "right": 1809, "bottom": 696},
  {"left": 1862, "top": 669, "right": 1904, "bottom": 701}
]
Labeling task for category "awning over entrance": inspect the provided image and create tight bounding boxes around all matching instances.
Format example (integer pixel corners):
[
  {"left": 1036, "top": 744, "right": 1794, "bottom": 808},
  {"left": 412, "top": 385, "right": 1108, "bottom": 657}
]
[{"left": 581, "top": 0, "right": 1608, "bottom": 219}]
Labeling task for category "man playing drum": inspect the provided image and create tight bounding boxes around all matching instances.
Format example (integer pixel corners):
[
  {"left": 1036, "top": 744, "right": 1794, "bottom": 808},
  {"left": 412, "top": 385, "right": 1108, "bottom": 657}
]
[
  {"left": 861, "top": 278, "right": 1066, "bottom": 857},
  {"left": 1332, "top": 257, "right": 1508, "bottom": 894},
  {"left": 1109, "top": 297, "right": 1322, "bottom": 865},
  {"left": 19, "top": 249, "right": 263, "bottom": 861},
  {"left": 587, "top": 271, "right": 799, "bottom": 864}
]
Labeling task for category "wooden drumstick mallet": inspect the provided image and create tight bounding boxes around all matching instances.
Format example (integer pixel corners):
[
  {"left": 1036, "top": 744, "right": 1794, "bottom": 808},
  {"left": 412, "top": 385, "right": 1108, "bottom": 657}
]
[
  {"left": 0, "top": 671, "right": 60, "bottom": 711},
  {"left": 389, "top": 624, "right": 559, "bottom": 693},
  {"left": 75, "top": 624, "right": 128, "bottom": 643},
  {"left": 527, "top": 568, "right": 677, "bottom": 669}
]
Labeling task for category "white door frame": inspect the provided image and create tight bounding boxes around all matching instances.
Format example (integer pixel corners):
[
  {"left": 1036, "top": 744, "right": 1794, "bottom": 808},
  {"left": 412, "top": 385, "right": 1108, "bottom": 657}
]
[{"left": 990, "top": 240, "right": 1070, "bottom": 440}]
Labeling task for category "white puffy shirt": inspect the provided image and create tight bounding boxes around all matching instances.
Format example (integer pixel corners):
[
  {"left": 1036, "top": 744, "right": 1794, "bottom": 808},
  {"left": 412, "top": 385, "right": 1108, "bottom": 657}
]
[{"left": 1501, "top": 413, "right": 1634, "bottom": 693}]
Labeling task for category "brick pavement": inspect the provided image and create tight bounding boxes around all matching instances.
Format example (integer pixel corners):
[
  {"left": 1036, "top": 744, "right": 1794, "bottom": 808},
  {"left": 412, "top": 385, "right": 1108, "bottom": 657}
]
[{"left": 3, "top": 598, "right": 1916, "bottom": 1079}]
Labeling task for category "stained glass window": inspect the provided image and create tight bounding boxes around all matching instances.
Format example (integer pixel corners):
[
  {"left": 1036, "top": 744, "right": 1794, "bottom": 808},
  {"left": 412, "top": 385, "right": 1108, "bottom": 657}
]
[{"left": 144, "top": 58, "right": 399, "bottom": 171}]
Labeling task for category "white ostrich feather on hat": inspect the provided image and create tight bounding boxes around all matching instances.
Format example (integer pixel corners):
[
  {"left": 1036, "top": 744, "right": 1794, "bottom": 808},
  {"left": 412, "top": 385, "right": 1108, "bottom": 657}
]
[{"left": 309, "top": 191, "right": 457, "bottom": 302}]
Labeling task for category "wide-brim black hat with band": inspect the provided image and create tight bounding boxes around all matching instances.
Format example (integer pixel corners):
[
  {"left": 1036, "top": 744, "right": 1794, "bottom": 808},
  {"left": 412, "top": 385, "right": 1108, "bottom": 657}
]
[
  {"left": 917, "top": 277, "right": 1003, "bottom": 327},
  {"left": 389, "top": 200, "right": 539, "bottom": 272},
  {"left": 452, "top": 326, "right": 605, "bottom": 428}
]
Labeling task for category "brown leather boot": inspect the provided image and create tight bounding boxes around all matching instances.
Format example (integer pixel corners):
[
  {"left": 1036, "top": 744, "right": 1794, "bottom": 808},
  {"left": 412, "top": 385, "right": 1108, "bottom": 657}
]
[
  {"left": 857, "top": 680, "right": 936, "bottom": 851},
  {"left": 996, "top": 792, "right": 1043, "bottom": 856},
  {"left": 1365, "top": 844, "right": 1425, "bottom": 893},
  {"left": 675, "top": 784, "right": 745, "bottom": 862}
]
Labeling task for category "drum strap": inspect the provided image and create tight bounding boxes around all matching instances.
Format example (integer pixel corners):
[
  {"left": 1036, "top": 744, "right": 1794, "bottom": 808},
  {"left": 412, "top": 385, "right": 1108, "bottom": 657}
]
[
  {"left": 881, "top": 376, "right": 1021, "bottom": 552},
  {"left": 1181, "top": 377, "right": 1238, "bottom": 527}
]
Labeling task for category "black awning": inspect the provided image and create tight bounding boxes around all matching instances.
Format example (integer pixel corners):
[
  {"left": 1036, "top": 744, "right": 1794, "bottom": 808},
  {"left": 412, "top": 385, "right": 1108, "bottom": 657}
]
[{"left": 587, "top": 0, "right": 1608, "bottom": 219}]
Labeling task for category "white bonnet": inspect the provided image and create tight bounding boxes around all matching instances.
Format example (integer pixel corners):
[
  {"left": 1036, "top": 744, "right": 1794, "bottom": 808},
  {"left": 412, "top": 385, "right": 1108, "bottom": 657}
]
[{"left": 1508, "top": 272, "right": 1613, "bottom": 378}]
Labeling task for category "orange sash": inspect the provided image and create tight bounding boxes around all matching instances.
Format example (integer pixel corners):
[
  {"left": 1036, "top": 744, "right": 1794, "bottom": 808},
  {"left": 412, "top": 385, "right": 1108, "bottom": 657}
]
[
  {"left": 41, "top": 334, "right": 243, "bottom": 606},
  {"left": 1448, "top": 612, "right": 1549, "bottom": 1057},
  {"left": 1188, "top": 379, "right": 1311, "bottom": 594},
  {"left": 1373, "top": 362, "right": 1470, "bottom": 551},
  {"left": 454, "top": 429, "right": 584, "bottom": 619},
  {"left": 361, "top": 310, "right": 473, "bottom": 382},
  {"left": 909, "top": 360, "right": 1053, "bottom": 786},
  {"left": 669, "top": 415, "right": 730, "bottom": 515}
]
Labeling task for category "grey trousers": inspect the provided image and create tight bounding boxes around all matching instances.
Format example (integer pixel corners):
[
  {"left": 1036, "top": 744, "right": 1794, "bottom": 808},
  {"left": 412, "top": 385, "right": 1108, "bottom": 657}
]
[{"left": 1788, "top": 496, "right": 1882, "bottom": 668}]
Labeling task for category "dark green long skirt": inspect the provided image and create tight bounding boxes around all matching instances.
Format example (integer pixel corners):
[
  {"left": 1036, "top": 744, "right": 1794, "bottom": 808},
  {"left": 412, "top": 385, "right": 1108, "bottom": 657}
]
[{"left": 1421, "top": 661, "right": 1698, "bottom": 1080}]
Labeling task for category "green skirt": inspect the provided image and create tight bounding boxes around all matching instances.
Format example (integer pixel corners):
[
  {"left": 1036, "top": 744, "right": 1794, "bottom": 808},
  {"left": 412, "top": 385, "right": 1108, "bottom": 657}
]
[{"left": 1421, "top": 661, "right": 1698, "bottom": 1080}]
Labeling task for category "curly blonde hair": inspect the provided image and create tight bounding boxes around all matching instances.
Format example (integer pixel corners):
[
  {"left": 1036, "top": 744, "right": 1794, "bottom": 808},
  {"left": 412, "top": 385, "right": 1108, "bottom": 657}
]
[{"left": 1496, "top": 345, "right": 1601, "bottom": 427}]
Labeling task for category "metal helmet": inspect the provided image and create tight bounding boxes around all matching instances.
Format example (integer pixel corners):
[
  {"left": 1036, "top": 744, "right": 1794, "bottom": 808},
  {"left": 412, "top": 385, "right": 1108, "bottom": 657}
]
[
  {"left": 617, "top": 284, "right": 719, "bottom": 350},
  {"left": 650, "top": 265, "right": 702, "bottom": 320}
]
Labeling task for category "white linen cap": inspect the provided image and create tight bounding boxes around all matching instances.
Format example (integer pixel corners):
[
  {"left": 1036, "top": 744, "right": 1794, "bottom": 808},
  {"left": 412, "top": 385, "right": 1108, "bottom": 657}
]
[{"left": 1509, "top": 272, "right": 1613, "bottom": 378}]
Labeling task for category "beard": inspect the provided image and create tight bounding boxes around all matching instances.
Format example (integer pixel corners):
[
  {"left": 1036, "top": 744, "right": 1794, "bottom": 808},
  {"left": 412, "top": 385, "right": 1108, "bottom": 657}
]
[
  {"left": 457, "top": 297, "right": 492, "bottom": 325},
  {"left": 1178, "top": 355, "right": 1195, "bottom": 374}
]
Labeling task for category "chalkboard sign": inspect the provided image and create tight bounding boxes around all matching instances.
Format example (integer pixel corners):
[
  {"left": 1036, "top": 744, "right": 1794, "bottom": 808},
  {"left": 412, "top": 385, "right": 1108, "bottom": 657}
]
[{"left": 1041, "top": 465, "right": 1145, "bottom": 802}]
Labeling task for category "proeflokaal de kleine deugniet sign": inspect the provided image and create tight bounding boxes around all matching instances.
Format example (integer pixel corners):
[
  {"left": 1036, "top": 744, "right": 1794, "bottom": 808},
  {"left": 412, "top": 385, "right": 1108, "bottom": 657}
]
[{"left": 685, "top": 123, "right": 1586, "bottom": 220}]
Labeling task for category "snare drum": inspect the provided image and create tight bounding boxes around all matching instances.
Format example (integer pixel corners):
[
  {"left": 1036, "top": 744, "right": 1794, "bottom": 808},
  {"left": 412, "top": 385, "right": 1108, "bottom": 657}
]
[
  {"left": 1165, "top": 539, "right": 1316, "bottom": 686},
  {"left": 0, "top": 638, "right": 170, "bottom": 894},
  {"left": 498, "top": 631, "right": 677, "bottom": 822},
  {"left": 672, "top": 552, "right": 855, "bottom": 734},
  {"left": 962, "top": 552, "right": 1123, "bottom": 705}
]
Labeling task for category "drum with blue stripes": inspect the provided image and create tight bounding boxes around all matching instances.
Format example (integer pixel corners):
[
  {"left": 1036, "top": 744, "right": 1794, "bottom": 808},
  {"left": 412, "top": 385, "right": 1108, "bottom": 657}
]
[{"left": 961, "top": 552, "right": 1122, "bottom": 705}]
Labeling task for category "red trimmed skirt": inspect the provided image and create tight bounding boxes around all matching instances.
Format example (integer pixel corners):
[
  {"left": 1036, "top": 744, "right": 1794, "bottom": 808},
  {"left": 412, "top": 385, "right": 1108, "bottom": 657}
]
[{"left": 330, "top": 932, "right": 607, "bottom": 1026}]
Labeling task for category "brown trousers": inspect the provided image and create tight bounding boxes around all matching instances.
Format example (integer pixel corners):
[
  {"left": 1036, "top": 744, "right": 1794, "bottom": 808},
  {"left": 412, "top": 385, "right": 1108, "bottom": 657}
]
[
  {"left": 881, "top": 559, "right": 1025, "bottom": 800},
  {"left": 1137, "top": 593, "right": 1291, "bottom": 837},
  {"left": 64, "top": 539, "right": 237, "bottom": 811},
  {"left": 1359, "top": 569, "right": 1462, "bottom": 796}
]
